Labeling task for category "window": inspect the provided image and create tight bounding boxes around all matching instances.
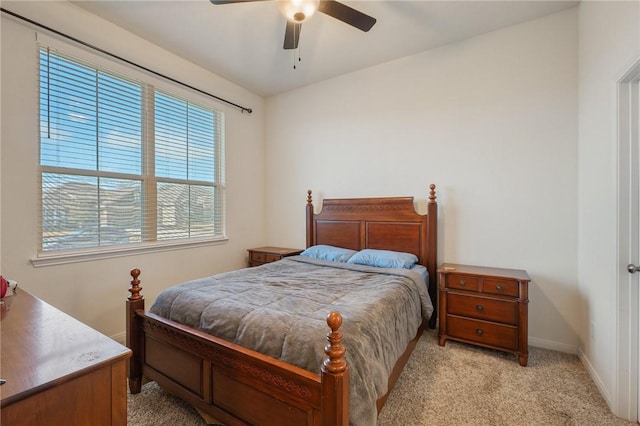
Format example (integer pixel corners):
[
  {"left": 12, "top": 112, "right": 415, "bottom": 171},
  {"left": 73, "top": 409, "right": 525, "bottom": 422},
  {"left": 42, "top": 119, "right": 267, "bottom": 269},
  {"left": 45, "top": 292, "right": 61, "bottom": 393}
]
[{"left": 38, "top": 46, "right": 225, "bottom": 255}]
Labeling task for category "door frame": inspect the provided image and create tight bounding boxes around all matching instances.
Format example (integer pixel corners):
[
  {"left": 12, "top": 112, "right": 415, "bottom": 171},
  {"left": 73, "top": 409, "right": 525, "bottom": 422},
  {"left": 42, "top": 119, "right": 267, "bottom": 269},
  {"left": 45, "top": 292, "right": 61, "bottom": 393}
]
[{"left": 616, "top": 58, "right": 640, "bottom": 422}]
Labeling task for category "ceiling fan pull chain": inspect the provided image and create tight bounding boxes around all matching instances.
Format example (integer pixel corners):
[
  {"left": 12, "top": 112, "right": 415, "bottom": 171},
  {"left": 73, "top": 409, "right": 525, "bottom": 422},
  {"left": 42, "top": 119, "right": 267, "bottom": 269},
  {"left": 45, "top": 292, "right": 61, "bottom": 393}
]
[{"left": 293, "top": 24, "right": 301, "bottom": 69}]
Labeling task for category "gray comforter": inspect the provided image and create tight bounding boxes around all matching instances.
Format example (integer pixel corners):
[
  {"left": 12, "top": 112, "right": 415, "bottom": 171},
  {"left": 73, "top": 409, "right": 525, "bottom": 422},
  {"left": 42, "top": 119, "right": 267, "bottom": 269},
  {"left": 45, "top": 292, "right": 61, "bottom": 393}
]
[{"left": 149, "top": 255, "right": 433, "bottom": 425}]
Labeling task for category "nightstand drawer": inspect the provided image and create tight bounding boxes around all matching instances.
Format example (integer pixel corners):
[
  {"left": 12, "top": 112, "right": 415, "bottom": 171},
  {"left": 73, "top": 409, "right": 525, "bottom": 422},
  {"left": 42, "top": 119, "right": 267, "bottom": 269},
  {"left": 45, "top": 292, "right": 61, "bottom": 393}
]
[
  {"left": 483, "top": 278, "right": 519, "bottom": 298},
  {"left": 447, "top": 293, "right": 517, "bottom": 325},
  {"left": 247, "top": 247, "right": 303, "bottom": 267},
  {"left": 250, "top": 251, "right": 266, "bottom": 263},
  {"left": 265, "top": 253, "right": 281, "bottom": 263},
  {"left": 445, "top": 274, "right": 480, "bottom": 292},
  {"left": 447, "top": 315, "right": 518, "bottom": 351}
]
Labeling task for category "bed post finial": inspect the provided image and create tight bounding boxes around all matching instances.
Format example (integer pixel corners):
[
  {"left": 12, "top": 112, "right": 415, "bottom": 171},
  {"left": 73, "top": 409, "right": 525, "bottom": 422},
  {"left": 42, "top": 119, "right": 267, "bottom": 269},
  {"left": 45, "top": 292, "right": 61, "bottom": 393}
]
[
  {"left": 321, "top": 311, "right": 349, "bottom": 425},
  {"left": 128, "top": 268, "right": 143, "bottom": 301},
  {"left": 323, "top": 311, "right": 347, "bottom": 374},
  {"left": 126, "top": 268, "right": 145, "bottom": 394},
  {"left": 426, "top": 184, "right": 438, "bottom": 329},
  {"left": 306, "top": 190, "right": 314, "bottom": 248},
  {"left": 428, "top": 183, "right": 437, "bottom": 204}
]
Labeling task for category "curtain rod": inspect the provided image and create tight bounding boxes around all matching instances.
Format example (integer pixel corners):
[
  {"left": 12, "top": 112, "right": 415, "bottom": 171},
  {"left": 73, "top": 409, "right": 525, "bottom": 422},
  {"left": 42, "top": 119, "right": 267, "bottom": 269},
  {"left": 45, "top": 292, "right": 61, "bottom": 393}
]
[{"left": 1, "top": 7, "right": 253, "bottom": 114}]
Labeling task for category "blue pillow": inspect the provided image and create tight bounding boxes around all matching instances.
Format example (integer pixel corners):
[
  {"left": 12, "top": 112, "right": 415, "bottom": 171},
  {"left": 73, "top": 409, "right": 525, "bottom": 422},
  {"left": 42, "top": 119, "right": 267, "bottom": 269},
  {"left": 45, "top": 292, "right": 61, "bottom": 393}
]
[
  {"left": 300, "top": 245, "right": 357, "bottom": 263},
  {"left": 347, "top": 249, "right": 419, "bottom": 269}
]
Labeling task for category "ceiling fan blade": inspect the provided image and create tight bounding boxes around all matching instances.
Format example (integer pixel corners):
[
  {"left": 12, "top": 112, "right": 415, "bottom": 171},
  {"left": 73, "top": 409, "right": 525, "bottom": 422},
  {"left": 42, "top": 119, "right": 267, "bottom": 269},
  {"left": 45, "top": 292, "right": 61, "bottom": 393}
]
[
  {"left": 283, "top": 21, "right": 301, "bottom": 50},
  {"left": 318, "top": 0, "right": 376, "bottom": 32},
  {"left": 209, "top": 0, "right": 267, "bottom": 4}
]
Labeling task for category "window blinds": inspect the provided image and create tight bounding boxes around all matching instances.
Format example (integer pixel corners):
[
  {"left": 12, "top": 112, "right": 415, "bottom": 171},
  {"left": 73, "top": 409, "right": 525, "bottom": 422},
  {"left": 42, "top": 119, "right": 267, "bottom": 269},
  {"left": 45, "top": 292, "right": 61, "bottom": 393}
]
[{"left": 38, "top": 46, "right": 225, "bottom": 253}]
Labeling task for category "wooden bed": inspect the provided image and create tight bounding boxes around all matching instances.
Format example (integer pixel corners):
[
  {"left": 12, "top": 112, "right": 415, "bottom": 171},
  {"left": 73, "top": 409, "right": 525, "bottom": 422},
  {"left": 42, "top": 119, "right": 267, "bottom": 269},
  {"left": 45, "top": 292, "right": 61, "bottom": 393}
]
[{"left": 126, "top": 184, "right": 438, "bottom": 426}]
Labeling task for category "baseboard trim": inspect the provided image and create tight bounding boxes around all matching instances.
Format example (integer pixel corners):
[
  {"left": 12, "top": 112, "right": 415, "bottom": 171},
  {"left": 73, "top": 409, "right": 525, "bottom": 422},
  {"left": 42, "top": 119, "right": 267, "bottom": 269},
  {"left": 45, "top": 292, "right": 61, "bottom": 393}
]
[
  {"left": 577, "top": 345, "right": 613, "bottom": 411},
  {"left": 529, "top": 336, "right": 578, "bottom": 354}
]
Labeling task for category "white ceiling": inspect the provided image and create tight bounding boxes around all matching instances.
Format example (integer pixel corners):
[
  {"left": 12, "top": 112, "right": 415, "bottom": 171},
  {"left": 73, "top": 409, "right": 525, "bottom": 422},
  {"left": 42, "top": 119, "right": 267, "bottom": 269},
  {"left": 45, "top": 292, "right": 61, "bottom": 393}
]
[{"left": 72, "top": 0, "right": 578, "bottom": 97}]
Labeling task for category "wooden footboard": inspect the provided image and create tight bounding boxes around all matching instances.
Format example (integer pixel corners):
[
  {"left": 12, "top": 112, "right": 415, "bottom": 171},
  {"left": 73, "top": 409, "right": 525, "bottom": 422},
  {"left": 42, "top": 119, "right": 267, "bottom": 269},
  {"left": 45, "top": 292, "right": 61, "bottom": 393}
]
[{"left": 127, "top": 269, "right": 349, "bottom": 426}]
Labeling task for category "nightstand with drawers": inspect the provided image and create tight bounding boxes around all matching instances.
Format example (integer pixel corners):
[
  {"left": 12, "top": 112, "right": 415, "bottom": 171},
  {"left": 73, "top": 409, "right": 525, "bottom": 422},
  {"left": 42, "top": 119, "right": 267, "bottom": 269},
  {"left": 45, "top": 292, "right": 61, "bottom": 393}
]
[
  {"left": 247, "top": 246, "right": 303, "bottom": 267},
  {"left": 438, "top": 263, "right": 531, "bottom": 366}
]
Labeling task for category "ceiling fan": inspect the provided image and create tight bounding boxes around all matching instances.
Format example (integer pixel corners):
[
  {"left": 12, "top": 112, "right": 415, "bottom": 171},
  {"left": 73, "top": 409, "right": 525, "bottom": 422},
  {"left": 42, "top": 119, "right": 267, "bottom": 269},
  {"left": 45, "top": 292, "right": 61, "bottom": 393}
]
[{"left": 209, "top": 0, "right": 377, "bottom": 50}]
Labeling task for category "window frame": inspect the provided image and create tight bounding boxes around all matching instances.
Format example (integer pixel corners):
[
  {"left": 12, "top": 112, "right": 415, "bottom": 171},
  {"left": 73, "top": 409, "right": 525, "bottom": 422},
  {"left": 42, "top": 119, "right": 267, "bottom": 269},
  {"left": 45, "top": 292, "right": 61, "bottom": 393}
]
[{"left": 31, "top": 34, "right": 227, "bottom": 267}]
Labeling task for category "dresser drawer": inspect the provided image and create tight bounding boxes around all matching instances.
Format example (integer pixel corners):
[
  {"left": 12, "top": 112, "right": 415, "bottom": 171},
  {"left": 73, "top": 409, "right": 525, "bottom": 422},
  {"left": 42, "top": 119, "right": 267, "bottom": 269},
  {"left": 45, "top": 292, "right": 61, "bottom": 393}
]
[
  {"left": 445, "top": 274, "right": 480, "bottom": 291},
  {"left": 483, "top": 278, "right": 519, "bottom": 298},
  {"left": 447, "top": 293, "right": 517, "bottom": 325},
  {"left": 447, "top": 315, "right": 518, "bottom": 351}
]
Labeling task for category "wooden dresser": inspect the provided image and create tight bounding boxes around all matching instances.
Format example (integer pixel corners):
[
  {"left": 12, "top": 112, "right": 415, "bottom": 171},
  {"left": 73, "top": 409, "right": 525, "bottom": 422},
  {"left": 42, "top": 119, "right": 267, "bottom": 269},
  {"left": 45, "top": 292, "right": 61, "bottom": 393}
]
[
  {"left": 247, "top": 246, "right": 303, "bottom": 267},
  {"left": 437, "top": 263, "right": 531, "bottom": 366},
  {"left": 1, "top": 289, "right": 132, "bottom": 425}
]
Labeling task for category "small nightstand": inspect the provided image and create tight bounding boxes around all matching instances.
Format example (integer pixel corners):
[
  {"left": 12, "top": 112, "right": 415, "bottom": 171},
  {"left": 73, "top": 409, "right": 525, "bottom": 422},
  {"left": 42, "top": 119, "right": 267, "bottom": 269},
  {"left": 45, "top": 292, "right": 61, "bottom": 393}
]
[
  {"left": 438, "top": 263, "right": 531, "bottom": 366},
  {"left": 247, "top": 246, "right": 303, "bottom": 267}
]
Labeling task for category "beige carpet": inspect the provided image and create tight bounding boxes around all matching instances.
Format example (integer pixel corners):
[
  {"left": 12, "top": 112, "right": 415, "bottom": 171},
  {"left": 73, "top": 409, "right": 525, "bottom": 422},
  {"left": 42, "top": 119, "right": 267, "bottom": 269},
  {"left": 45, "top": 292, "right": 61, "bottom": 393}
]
[{"left": 128, "top": 329, "right": 637, "bottom": 425}]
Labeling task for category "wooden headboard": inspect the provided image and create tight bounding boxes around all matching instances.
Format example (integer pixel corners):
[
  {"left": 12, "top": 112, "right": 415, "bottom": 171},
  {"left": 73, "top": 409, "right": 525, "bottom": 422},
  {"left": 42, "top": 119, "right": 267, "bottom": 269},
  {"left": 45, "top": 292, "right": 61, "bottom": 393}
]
[{"left": 305, "top": 184, "right": 438, "bottom": 328}]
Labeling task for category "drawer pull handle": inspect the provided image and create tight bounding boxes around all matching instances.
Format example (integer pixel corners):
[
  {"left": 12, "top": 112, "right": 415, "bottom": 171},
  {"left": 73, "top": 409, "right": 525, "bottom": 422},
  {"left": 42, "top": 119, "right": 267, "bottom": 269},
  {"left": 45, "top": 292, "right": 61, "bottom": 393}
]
[
  {"left": 495, "top": 285, "right": 503, "bottom": 291},
  {"left": 475, "top": 304, "right": 484, "bottom": 312},
  {"left": 476, "top": 328, "right": 484, "bottom": 336},
  {"left": 459, "top": 280, "right": 466, "bottom": 286}
]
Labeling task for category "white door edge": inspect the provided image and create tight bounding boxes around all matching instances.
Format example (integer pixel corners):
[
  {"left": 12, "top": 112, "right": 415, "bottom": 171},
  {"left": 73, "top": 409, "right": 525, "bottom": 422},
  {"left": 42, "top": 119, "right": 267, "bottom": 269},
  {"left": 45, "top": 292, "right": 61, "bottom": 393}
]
[{"left": 616, "top": 57, "right": 640, "bottom": 422}]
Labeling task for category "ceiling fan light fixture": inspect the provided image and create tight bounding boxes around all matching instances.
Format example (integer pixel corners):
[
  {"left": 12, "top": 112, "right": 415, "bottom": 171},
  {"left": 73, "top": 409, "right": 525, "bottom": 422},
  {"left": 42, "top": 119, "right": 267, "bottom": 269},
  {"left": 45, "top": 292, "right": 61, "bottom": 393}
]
[{"left": 278, "top": 0, "right": 320, "bottom": 23}]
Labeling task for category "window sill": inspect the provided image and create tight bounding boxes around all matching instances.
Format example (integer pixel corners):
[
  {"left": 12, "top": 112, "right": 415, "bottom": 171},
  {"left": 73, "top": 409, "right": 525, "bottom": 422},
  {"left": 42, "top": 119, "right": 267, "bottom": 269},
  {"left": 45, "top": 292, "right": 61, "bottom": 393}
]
[{"left": 30, "top": 237, "right": 229, "bottom": 268}]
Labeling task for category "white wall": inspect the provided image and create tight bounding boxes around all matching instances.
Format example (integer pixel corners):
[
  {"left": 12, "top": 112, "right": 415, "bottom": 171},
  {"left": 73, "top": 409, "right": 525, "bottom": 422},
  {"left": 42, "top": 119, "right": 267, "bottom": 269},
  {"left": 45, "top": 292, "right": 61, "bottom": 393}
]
[
  {"left": 265, "top": 9, "right": 580, "bottom": 352},
  {"left": 0, "top": 1, "right": 265, "bottom": 339},
  {"left": 577, "top": 0, "right": 640, "bottom": 417}
]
